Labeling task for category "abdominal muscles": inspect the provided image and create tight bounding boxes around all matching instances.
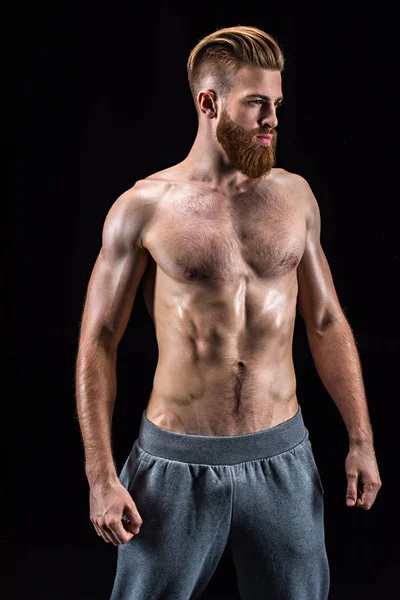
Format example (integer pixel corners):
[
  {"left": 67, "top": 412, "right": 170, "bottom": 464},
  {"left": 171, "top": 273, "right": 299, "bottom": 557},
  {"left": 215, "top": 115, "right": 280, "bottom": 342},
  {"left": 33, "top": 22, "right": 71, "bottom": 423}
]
[{"left": 146, "top": 272, "right": 299, "bottom": 436}]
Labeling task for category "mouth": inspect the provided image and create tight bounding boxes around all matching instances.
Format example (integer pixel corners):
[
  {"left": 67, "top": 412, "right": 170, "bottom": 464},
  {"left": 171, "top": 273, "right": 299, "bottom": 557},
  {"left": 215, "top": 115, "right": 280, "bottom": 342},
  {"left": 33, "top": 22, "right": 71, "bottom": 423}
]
[{"left": 255, "top": 135, "right": 272, "bottom": 144}]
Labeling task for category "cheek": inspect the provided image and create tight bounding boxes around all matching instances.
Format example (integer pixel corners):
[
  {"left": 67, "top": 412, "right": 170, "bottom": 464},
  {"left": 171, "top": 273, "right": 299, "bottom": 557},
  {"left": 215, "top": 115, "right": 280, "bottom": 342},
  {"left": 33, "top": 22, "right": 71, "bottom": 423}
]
[
  {"left": 225, "top": 104, "right": 245, "bottom": 125},
  {"left": 233, "top": 110, "right": 250, "bottom": 128},
  {"left": 232, "top": 115, "right": 254, "bottom": 135}
]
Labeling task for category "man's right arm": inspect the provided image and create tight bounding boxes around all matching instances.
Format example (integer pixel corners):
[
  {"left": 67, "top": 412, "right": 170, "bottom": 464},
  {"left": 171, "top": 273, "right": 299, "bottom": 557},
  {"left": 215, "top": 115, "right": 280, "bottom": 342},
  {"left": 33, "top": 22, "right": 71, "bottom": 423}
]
[{"left": 75, "top": 184, "right": 151, "bottom": 489}]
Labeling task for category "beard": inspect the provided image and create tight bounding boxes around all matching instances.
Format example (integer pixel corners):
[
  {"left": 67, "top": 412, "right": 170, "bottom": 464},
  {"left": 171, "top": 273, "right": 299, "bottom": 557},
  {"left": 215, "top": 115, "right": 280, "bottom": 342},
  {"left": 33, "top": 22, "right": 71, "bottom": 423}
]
[{"left": 216, "top": 105, "right": 278, "bottom": 179}]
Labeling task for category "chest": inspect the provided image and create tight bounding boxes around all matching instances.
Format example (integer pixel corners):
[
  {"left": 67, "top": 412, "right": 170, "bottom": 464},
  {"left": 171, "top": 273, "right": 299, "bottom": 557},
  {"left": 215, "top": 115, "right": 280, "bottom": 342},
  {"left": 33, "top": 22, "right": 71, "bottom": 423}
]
[{"left": 144, "top": 186, "right": 307, "bottom": 284}]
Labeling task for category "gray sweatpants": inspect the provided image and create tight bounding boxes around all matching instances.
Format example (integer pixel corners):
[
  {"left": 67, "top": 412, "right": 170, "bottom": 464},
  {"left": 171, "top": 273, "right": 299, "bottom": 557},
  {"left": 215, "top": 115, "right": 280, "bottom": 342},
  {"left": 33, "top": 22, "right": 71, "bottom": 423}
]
[{"left": 110, "top": 405, "right": 330, "bottom": 599}]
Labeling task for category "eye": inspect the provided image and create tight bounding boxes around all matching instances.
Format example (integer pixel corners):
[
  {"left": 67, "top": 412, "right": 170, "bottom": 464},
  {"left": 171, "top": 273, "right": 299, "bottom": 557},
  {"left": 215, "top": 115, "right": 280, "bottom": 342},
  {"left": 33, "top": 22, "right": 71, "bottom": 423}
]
[{"left": 248, "top": 100, "right": 283, "bottom": 109}]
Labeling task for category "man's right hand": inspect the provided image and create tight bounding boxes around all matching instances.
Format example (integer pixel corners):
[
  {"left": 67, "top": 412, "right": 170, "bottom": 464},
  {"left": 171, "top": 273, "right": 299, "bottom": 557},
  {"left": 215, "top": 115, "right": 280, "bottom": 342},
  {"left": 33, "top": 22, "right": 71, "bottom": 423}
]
[{"left": 89, "top": 479, "right": 143, "bottom": 546}]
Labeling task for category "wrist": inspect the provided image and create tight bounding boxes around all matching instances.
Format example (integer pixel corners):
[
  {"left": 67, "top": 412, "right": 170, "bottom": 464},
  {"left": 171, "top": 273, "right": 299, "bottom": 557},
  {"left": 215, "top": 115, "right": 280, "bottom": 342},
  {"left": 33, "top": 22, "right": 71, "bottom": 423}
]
[
  {"left": 349, "top": 434, "right": 374, "bottom": 449},
  {"left": 85, "top": 465, "right": 119, "bottom": 488}
]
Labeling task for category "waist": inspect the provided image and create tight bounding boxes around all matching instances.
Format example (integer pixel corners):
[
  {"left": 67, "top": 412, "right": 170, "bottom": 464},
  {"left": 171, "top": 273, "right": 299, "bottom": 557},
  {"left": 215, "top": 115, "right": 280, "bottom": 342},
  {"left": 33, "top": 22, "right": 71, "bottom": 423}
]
[
  {"left": 146, "top": 390, "right": 299, "bottom": 436},
  {"left": 138, "top": 403, "right": 307, "bottom": 464},
  {"left": 148, "top": 357, "right": 297, "bottom": 435}
]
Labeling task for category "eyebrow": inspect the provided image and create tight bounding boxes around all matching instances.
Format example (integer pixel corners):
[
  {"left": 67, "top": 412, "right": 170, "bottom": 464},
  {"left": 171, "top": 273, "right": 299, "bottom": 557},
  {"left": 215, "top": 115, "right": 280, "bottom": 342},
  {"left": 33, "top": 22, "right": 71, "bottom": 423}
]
[{"left": 245, "top": 94, "right": 284, "bottom": 102}]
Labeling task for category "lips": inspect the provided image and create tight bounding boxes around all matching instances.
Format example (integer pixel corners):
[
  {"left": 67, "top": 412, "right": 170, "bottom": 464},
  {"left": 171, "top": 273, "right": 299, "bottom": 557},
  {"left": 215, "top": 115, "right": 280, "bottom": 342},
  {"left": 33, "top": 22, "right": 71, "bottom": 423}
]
[{"left": 256, "top": 135, "right": 272, "bottom": 141}]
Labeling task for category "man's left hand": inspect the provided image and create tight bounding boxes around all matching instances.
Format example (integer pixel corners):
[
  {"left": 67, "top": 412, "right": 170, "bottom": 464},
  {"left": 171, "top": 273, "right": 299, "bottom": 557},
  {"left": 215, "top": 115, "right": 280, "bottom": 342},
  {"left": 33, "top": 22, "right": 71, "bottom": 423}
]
[{"left": 345, "top": 444, "right": 382, "bottom": 509}]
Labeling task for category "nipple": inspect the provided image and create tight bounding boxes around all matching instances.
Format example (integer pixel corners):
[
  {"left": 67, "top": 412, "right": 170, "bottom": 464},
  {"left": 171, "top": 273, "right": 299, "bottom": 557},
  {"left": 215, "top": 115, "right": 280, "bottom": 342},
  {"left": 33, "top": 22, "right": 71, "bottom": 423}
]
[{"left": 183, "top": 267, "right": 198, "bottom": 279}]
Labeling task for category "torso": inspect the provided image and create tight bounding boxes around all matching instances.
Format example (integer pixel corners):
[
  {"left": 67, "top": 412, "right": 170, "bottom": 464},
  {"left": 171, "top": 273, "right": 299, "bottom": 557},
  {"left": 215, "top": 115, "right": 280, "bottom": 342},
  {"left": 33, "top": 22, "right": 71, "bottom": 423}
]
[{"left": 137, "top": 164, "right": 308, "bottom": 436}]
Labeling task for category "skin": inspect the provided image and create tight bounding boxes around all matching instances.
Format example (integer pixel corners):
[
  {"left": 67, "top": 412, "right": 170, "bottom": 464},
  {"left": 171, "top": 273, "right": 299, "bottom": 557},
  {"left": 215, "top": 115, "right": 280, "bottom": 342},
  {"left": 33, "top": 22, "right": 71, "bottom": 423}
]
[
  {"left": 144, "top": 84, "right": 296, "bottom": 434},
  {"left": 76, "top": 65, "right": 382, "bottom": 546}
]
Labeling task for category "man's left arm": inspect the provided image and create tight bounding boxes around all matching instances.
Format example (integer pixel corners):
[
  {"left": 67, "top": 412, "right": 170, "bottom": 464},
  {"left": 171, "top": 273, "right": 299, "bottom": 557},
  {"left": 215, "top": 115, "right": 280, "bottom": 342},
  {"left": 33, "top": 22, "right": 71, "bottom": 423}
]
[{"left": 295, "top": 175, "right": 382, "bottom": 510}]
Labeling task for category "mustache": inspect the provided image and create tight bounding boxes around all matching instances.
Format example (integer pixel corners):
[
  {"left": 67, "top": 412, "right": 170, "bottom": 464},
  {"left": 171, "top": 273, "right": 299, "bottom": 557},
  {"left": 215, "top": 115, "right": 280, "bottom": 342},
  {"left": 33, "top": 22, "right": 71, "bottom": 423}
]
[{"left": 255, "top": 129, "right": 276, "bottom": 136}]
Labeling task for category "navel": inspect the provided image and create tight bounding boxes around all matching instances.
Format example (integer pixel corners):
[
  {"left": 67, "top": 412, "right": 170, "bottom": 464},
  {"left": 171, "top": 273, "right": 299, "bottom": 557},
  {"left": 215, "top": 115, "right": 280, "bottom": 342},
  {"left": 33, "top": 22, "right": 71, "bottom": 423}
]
[{"left": 234, "top": 360, "right": 246, "bottom": 373}]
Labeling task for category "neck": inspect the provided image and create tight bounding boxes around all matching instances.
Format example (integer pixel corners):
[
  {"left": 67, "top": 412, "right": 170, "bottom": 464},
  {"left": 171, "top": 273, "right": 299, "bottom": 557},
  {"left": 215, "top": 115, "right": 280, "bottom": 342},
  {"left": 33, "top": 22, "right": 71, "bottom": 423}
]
[{"left": 182, "top": 130, "right": 253, "bottom": 191}]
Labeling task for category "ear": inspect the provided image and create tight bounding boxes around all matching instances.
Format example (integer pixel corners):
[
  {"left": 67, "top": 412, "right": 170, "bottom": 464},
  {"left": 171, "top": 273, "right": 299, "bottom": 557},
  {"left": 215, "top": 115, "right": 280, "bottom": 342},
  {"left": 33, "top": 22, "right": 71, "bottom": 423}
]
[{"left": 197, "top": 89, "right": 218, "bottom": 117}]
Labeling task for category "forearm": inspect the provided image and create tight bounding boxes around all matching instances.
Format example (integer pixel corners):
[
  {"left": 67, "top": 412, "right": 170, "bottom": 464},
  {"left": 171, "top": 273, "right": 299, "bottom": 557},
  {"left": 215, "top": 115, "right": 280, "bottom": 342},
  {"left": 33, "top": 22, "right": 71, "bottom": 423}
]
[
  {"left": 75, "top": 342, "right": 120, "bottom": 486},
  {"left": 306, "top": 317, "right": 374, "bottom": 448}
]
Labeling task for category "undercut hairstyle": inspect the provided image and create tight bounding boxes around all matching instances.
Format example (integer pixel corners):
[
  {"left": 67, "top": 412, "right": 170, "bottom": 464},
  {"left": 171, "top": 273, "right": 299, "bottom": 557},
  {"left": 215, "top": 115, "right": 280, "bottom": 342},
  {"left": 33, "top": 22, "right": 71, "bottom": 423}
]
[{"left": 187, "top": 25, "right": 285, "bottom": 116}]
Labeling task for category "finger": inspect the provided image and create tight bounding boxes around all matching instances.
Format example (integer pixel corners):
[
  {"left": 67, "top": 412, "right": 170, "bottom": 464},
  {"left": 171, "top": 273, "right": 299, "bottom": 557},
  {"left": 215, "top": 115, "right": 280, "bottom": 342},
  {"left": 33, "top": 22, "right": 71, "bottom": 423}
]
[
  {"left": 123, "top": 518, "right": 141, "bottom": 535},
  {"left": 99, "top": 525, "right": 114, "bottom": 543},
  {"left": 97, "top": 529, "right": 112, "bottom": 543},
  {"left": 346, "top": 472, "right": 359, "bottom": 506},
  {"left": 92, "top": 521, "right": 102, "bottom": 537},
  {"left": 103, "top": 522, "right": 125, "bottom": 546},
  {"left": 121, "top": 518, "right": 137, "bottom": 535},
  {"left": 91, "top": 516, "right": 107, "bottom": 539},
  {"left": 112, "top": 520, "right": 138, "bottom": 545},
  {"left": 124, "top": 504, "right": 143, "bottom": 534},
  {"left": 355, "top": 477, "right": 380, "bottom": 510},
  {"left": 104, "top": 516, "right": 136, "bottom": 545},
  {"left": 94, "top": 518, "right": 118, "bottom": 544},
  {"left": 357, "top": 490, "right": 375, "bottom": 510}
]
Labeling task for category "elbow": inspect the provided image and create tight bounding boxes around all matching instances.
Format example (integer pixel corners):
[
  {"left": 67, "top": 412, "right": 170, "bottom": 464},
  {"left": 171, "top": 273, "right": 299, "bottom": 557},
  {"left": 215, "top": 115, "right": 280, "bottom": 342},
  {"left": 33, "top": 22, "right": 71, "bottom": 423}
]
[
  {"left": 307, "top": 308, "right": 347, "bottom": 336},
  {"left": 78, "top": 332, "right": 118, "bottom": 356}
]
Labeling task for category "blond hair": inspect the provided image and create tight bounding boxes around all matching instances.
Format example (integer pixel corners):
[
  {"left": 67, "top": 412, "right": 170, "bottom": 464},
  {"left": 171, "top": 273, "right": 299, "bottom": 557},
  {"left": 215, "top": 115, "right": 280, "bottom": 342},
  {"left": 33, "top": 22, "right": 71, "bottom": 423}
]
[{"left": 187, "top": 25, "right": 285, "bottom": 115}]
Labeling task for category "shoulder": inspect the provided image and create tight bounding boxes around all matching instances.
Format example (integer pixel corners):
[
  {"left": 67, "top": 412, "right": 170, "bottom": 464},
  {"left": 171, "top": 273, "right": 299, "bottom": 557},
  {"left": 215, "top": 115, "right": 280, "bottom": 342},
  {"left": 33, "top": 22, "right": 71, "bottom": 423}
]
[
  {"left": 114, "top": 176, "right": 169, "bottom": 209},
  {"left": 271, "top": 168, "right": 319, "bottom": 225},
  {"left": 270, "top": 168, "right": 311, "bottom": 192},
  {"left": 103, "top": 177, "right": 171, "bottom": 250}
]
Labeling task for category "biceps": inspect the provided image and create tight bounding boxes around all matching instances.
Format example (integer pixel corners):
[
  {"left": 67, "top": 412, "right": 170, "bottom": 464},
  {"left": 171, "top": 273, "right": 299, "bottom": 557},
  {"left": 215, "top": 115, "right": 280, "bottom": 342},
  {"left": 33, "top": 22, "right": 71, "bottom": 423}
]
[
  {"left": 79, "top": 245, "right": 150, "bottom": 351},
  {"left": 297, "top": 242, "right": 343, "bottom": 330}
]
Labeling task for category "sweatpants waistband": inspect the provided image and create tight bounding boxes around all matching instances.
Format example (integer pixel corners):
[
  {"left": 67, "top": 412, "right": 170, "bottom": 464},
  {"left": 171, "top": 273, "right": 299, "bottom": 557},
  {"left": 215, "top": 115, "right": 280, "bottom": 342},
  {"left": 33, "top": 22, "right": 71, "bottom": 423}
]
[{"left": 137, "top": 405, "right": 307, "bottom": 465}]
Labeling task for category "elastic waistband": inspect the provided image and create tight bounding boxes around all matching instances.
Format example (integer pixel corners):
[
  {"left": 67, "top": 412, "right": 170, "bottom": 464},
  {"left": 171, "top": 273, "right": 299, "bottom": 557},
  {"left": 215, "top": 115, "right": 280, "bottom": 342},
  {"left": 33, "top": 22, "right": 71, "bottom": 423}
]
[{"left": 137, "top": 405, "right": 307, "bottom": 465}]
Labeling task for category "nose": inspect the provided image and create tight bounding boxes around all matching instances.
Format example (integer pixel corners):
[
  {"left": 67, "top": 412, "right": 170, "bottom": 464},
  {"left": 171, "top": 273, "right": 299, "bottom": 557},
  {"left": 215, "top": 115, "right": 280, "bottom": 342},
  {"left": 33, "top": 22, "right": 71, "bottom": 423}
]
[{"left": 259, "top": 104, "right": 278, "bottom": 131}]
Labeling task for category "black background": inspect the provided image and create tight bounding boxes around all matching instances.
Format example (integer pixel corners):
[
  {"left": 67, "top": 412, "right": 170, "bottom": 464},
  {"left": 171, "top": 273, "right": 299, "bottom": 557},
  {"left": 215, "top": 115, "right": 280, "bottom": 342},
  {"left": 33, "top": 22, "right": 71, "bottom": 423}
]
[{"left": 17, "top": 1, "right": 399, "bottom": 598}]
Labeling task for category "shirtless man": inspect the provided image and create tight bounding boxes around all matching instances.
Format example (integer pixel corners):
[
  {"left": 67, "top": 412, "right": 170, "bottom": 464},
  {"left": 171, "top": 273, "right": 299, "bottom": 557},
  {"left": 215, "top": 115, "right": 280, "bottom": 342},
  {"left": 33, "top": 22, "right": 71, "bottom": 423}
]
[{"left": 75, "top": 25, "right": 382, "bottom": 600}]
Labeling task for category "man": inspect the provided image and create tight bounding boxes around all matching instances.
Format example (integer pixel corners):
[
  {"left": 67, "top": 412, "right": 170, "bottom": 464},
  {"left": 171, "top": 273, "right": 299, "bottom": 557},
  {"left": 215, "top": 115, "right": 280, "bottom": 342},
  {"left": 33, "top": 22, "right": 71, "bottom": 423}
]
[{"left": 75, "top": 25, "right": 382, "bottom": 600}]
